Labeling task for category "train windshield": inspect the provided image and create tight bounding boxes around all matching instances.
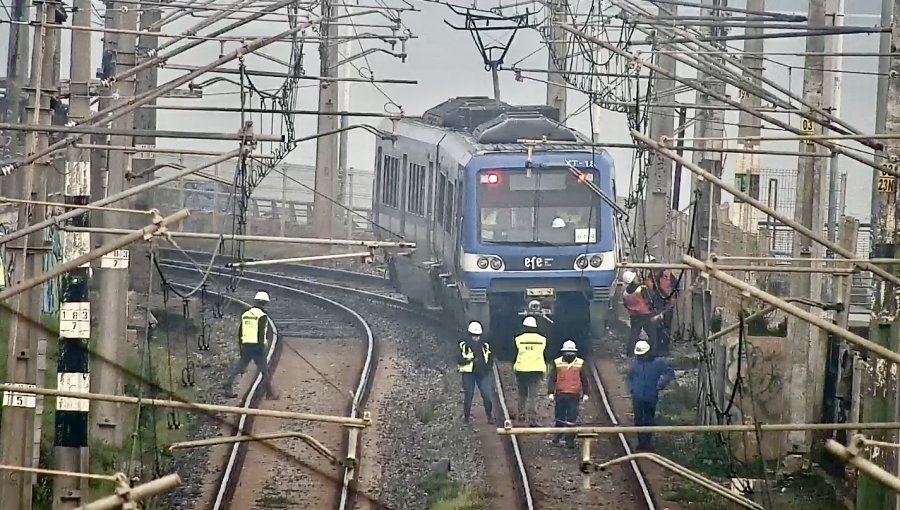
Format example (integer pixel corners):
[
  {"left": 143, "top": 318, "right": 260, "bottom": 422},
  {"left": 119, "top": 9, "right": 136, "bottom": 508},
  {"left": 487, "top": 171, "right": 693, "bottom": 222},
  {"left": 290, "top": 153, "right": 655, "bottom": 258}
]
[{"left": 477, "top": 168, "right": 601, "bottom": 246}]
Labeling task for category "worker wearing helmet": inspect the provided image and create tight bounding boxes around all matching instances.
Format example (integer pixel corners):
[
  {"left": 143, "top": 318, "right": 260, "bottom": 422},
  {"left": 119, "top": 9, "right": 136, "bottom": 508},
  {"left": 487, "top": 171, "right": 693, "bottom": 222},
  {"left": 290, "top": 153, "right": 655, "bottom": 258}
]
[
  {"left": 644, "top": 258, "right": 678, "bottom": 356},
  {"left": 514, "top": 316, "right": 547, "bottom": 426},
  {"left": 457, "top": 321, "right": 494, "bottom": 424},
  {"left": 225, "top": 290, "right": 277, "bottom": 399},
  {"left": 627, "top": 334, "right": 674, "bottom": 451},
  {"left": 547, "top": 340, "right": 589, "bottom": 448},
  {"left": 621, "top": 269, "right": 657, "bottom": 357}
]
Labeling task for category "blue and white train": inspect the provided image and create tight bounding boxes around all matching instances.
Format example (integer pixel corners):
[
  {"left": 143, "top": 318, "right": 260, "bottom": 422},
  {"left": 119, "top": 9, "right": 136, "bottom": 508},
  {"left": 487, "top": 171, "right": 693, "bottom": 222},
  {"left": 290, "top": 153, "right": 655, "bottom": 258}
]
[{"left": 373, "top": 97, "right": 622, "bottom": 349}]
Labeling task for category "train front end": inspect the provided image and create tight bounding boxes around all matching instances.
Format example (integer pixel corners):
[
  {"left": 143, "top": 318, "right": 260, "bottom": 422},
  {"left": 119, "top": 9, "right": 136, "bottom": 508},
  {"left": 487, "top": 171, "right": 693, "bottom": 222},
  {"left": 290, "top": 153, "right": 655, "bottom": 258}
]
[{"left": 460, "top": 150, "right": 618, "bottom": 352}]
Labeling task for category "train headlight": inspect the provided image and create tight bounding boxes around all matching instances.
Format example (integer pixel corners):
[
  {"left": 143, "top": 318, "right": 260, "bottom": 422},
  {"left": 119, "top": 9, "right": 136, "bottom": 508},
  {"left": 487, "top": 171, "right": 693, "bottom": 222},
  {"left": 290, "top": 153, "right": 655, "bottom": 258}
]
[
  {"left": 575, "top": 256, "right": 589, "bottom": 269},
  {"left": 489, "top": 257, "right": 503, "bottom": 270},
  {"left": 477, "top": 257, "right": 490, "bottom": 269},
  {"left": 589, "top": 255, "right": 603, "bottom": 268}
]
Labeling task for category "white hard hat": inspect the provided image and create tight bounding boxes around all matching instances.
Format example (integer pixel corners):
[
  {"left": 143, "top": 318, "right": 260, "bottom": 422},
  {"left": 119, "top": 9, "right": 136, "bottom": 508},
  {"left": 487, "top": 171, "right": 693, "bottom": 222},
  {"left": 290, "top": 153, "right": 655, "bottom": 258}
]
[
  {"left": 551, "top": 217, "right": 566, "bottom": 229},
  {"left": 467, "top": 321, "right": 483, "bottom": 335},
  {"left": 561, "top": 340, "right": 578, "bottom": 352},
  {"left": 622, "top": 270, "right": 636, "bottom": 285},
  {"left": 522, "top": 316, "right": 538, "bottom": 328},
  {"left": 634, "top": 340, "right": 651, "bottom": 356},
  {"left": 254, "top": 291, "right": 270, "bottom": 302}
]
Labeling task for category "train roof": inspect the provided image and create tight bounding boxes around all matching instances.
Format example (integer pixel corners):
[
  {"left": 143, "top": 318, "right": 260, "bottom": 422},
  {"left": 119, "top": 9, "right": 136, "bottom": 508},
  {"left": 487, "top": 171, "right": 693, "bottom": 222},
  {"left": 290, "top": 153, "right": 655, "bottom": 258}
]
[{"left": 386, "top": 96, "right": 603, "bottom": 156}]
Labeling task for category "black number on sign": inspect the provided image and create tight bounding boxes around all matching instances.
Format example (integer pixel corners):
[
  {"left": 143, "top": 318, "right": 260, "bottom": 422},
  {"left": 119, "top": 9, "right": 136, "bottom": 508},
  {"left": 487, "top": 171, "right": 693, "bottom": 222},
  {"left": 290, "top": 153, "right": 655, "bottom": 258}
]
[{"left": 877, "top": 178, "right": 895, "bottom": 193}]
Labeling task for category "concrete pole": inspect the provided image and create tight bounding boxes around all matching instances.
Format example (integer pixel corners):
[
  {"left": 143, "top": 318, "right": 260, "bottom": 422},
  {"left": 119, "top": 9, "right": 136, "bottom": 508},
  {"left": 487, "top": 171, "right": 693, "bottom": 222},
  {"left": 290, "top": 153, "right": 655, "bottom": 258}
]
[
  {"left": 546, "top": 0, "right": 567, "bottom": 121},
  {"left": 53, "top": 0, "right": 93, "bottom": 505},
  {"left": 735, "top": 0, "right": 764, "bottom": 232},
  {"left": 640, "top": 3, "right": 676, "bottom": 262},
  {"left": 784, "top": 0, "right": 828, "bottom": 469},
  {"left": 860, "top": 0, "right": 900, "bottom": 505},
  {"left": 0, "top": 0, "right": 32, "bottom": 197},
  {"left": 130, "top": 3, "right": 162, "bottom": 219},
  {"left": 92, "top": 0, "right": 138, "bottom": 450},
  {"left": 0, "top": 2, "right": 62, "bottom": 508},
  {"left": 691, "top": 0, "right": 727, "bottom": 425},
  {"left": 312, "top": 0, "right": 340, "bottom": 240},
  {"left": 825, "top": 0, "right": 845, "bottom": 247}
]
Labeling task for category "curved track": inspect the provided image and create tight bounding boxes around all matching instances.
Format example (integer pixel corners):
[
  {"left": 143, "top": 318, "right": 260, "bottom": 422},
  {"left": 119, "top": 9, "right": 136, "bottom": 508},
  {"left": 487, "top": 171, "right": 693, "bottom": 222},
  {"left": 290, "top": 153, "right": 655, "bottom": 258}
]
[
  {"left": 161, "top": 262, "right": 377, "bottom": 510},
  {"left": 160, "top": 248, "right": 654, "bottom": 509}
]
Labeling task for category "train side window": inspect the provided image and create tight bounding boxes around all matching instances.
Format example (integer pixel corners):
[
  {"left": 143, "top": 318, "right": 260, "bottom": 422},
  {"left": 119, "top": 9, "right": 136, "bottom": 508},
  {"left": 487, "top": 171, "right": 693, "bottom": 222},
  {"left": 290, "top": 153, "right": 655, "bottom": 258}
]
[
  {"left": 445, "top": 181, "right": 455, "bottom": 232},
  {"left": 436, "top": 172, "right": 446, "bottom": 225},
  {"left": 407, "top": 163, "right": 426, "bottom": 216},
  {"left": 382, "top": 155, "right": 399, "bottom": 208},
  {"left": 426, "top": 161, "right": 434, "bottom": 220},
  {"left": 374, "top": 147, "right": 383, "bottom": 205}
]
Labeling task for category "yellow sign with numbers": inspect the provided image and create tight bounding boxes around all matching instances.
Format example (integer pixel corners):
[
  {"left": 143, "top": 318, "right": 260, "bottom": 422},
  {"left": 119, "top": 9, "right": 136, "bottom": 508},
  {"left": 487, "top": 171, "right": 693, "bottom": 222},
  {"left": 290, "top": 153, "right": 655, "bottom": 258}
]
[{"left": 801, "top": 118, "right": 814, "bottom": 134}]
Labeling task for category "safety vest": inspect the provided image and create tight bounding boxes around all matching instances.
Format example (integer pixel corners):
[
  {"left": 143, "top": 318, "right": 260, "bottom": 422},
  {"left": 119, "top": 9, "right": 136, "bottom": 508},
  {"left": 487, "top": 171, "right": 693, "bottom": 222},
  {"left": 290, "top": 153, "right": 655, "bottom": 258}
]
[
  {"left": 458, "top": 341, "right": 491, "bottom": 373},
  {"left": 513, "top": 332, "right": 547, "bottom": 373},
  {"left": 240, "top": 307, "right": 267, "bottom": 344},
  {"left": 623, "top": 286, "right": 652, "bottom": 315},
  {"left": 553, "top": 356, "right": 584, "bottom": 395}
]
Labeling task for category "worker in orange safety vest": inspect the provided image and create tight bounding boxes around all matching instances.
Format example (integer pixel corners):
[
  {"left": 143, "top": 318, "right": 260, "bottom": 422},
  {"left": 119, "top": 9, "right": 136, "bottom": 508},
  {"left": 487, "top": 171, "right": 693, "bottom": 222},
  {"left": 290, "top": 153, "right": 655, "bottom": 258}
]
[
  {"left": 622, "top": 270, "right": 657, "bottom": 356},
  {"left": 547, "top": 340, "right": 589, "bottom": 448}
]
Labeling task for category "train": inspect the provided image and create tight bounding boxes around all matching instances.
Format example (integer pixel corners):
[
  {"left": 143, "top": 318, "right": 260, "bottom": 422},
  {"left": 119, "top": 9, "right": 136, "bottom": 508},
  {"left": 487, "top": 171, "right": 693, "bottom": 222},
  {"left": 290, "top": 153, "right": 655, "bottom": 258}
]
[{"left": 372, "top": 97, "right": 622, "bottom": 351}]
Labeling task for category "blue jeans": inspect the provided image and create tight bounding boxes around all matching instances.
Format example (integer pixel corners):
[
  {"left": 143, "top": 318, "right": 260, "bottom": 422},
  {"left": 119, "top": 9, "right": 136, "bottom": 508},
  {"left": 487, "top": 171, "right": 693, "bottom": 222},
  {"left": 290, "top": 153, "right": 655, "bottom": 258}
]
[
  {"left": 633, "top": 399, "right": 657, "bottom": 449},
  {"left": 554, "top": 393, "right": 580, "bottom": 445}
]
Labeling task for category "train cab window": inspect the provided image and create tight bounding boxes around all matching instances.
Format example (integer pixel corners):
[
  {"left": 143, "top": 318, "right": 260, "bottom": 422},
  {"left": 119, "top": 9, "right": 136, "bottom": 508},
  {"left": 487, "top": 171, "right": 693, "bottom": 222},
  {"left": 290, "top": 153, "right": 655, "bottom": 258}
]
[{"left": 477, "top": 168, "right": 600, "bottom": 245}]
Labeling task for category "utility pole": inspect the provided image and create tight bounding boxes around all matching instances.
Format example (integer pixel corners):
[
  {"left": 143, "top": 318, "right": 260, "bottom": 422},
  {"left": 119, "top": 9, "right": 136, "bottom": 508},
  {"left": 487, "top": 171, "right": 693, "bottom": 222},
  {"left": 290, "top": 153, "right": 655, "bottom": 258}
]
[
  {"left": 0, "top": 0, "right": 32, "bottom": 196},
  {"left": 338, "top": 10, "right": 351, "bottom": 240},
  {"left": 640, "top": 2, "right": 677, "bottom": 262},
  {"left": 312, "top": 0, "right": 340, "bottom": 240},
  {"left": 546, "top": 0, "right": 567, "bottom": 121},
  {"left": 93, "top": 0, "right": 138, "bottom": 449},
  {"left": 784, "top": 0, "right": 828, "bottom": 470},
  {"left": 54, "top": 0, "right": 93, "bottom": 504},
  {"left": 824, "top": 0, "right": 845, "bottom": 247},
  {"left": 0, "top": 2, "right": 63, "bottom": 509},
  {"left": 859, "top": 0, "right": 900, "bottom": 506},
  {"left": 131, "top": 3, "right": 162, "bottom": 221},
  {"left": 735, "top": 0, "right": 764, "bottom": 232},
  {"left": 691, "top": 0, "right": 727, "bottom": 426}
]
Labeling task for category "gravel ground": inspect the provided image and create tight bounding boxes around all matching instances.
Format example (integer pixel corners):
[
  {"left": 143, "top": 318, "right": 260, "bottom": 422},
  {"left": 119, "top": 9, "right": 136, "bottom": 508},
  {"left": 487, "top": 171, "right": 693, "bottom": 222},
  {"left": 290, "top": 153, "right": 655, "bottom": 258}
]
[
  {"left": 363, "top": 308, "right": 489, "bottom": 509},
  {"left": 127, "top": 285, "right": 243, "bottom": 510},
  {"left": 145, "top": 266, "right": 489, "bottom": 510}
]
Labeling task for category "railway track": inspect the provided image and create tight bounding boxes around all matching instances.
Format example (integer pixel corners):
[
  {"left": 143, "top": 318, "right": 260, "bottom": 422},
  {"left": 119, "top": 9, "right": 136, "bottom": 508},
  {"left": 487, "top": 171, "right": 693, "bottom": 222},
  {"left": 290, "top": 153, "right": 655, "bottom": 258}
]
[
  {"left": 159, "top": 248, "right": 655, "bottom": 509},
  {"left": 161, "top": 263, "right": 377, "bottom": 510}
]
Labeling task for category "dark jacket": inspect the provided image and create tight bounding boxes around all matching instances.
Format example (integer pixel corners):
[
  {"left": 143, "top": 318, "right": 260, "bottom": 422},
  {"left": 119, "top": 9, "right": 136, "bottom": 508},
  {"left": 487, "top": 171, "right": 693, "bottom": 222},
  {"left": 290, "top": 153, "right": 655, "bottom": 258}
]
[
  {"left": 457, "top": 338, "right": 492, "bottom": 375},
  {"left": 627, "top": 356, "right": 674, "bottom": 403}
]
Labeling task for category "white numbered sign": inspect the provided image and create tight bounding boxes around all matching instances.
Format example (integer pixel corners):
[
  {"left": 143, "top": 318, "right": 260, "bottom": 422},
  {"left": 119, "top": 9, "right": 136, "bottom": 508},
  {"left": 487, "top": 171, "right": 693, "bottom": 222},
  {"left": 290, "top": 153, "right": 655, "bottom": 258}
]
[
  {"left": 2, "top": 383, "right": 37, "bottom": 408},
  {"left": 101, "top": 249, "right": 130, "bottom": 269},
  {"left": 56, "top": 373, "right": 90, "bottom": 412},
  {"left": 60, "top": 302, "right": 90, "bottom": 339}
]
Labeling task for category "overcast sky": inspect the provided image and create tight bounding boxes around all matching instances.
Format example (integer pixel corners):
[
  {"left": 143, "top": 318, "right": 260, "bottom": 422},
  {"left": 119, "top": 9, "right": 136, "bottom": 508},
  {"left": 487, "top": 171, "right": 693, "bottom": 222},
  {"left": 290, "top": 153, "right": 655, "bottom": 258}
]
[{"left": 0, "top": 0, "right": 889, "bottom": 221}]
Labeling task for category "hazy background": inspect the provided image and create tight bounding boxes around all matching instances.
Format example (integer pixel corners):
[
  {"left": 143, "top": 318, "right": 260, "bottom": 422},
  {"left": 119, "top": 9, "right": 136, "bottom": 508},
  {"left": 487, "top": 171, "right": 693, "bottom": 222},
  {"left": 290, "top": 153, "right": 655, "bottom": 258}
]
[{"left": 0, "top": 0, "right": 887, "bottom": 221}]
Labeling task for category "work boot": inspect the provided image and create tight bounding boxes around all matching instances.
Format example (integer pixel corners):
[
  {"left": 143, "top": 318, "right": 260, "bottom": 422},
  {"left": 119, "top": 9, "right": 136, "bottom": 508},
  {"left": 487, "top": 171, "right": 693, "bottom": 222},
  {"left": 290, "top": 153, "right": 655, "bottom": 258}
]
[
  {"left": 265, "top": 390, "right": 279, "bottom": 400},
  {"left": 487, "top": 415, "right": 495, "bottom": 425}
]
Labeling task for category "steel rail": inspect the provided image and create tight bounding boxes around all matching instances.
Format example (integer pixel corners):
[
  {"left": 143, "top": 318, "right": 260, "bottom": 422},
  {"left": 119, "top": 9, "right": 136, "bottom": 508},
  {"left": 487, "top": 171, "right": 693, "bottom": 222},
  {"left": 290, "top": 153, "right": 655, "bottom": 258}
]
[
  {"left": 492, "top": 365, "right": 536, "bottom": 509},
  {"left": 163, "top": 264, "right": 377, "bottom": 510},
  {"left": 158, "top": 251, "right": 539, "bottom": 509},
  {"left": 589, "top": 362, "right": 655, "bottom": 509}
]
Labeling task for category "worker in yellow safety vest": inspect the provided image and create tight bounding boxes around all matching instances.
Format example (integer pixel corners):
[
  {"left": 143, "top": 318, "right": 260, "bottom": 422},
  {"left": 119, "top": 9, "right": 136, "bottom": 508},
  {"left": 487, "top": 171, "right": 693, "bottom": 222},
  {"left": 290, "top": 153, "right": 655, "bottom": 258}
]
[
  {"left": 514, "top": 316, "right": 547, "bottom": 426},
  {"left": 456, "top": 321, "right": 494, "bottom": 424},
  {"left": 225, "top": 290, "right": 277, "bottom": 399}
]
